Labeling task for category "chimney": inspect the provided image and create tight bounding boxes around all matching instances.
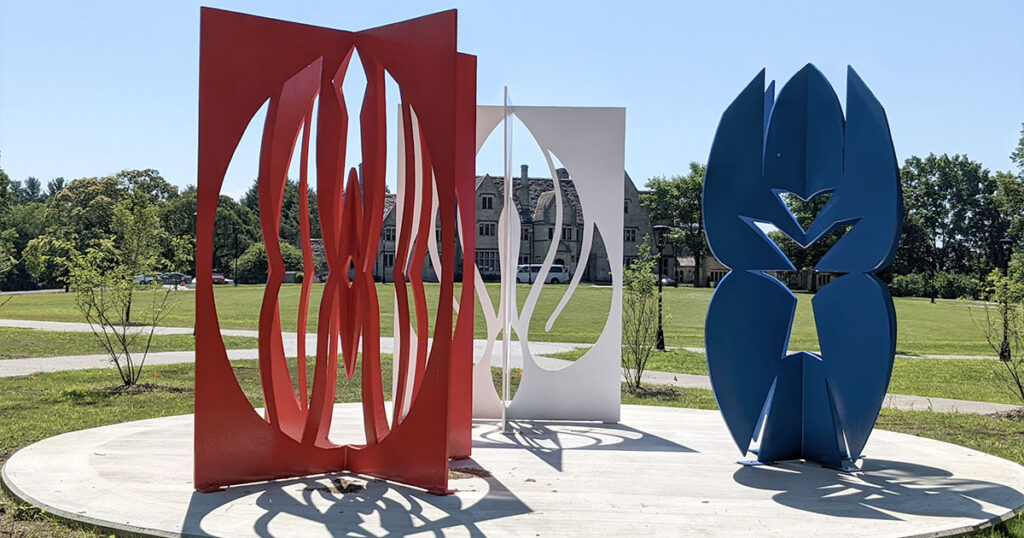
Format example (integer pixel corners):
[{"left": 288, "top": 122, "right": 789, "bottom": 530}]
[{"left": 518, "top": 164, "right": 530, "bottom": 216}]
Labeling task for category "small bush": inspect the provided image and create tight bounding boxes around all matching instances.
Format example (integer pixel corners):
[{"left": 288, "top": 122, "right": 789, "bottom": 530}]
[
  {"left": 295, "top": 272, "right": 304, "bottom": 284},
  {"left": 890, "top": 273, "right": 930, "bottom": 298},
  {"left": 234, "top": 242, "right": 306, "bottom": 284}
]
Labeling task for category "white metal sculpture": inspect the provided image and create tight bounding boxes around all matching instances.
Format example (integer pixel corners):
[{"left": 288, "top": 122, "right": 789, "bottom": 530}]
[{"left": 473, "top": 96, "right": 626, "bottom": 423}]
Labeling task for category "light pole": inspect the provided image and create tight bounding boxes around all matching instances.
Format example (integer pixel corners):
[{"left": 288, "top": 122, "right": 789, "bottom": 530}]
[
  {"left": 232, "top": 227, "right": 239, "bottom": 287},
  {"left": 1000, "top": 236, "right": 1013, "bottom": 362},
  {"left": 653, "top": 224, "right": 669, "bottom": 351}
]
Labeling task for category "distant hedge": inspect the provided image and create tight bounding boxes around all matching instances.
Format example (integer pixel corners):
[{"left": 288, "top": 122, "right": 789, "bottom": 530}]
[{"left": 889, "top": 271, "right": 983, "bottom": 300}]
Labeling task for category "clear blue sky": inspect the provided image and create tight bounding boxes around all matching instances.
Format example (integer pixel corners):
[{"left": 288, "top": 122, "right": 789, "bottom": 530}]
[{"left": 1, "top": 0, "right": 1022, "bottom": 199}]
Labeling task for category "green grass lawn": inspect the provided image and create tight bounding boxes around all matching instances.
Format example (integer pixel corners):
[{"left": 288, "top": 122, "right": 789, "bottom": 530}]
[
  {"left": 0, "top": 284, "right": 1006, "bottom": 356},
  {"left": 0, "top": 327, "right": 258, "bottom": 360},
  {"left": 0, "top": 361, "right": 1020, "bottom": 536},
  {"left": 550, "top": 348, "right": 1024, "bottom": 406}
]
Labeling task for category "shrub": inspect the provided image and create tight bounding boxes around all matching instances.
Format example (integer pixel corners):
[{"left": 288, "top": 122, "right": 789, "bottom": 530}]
[
  {"left": 235, "top": 241, "right": 306, "bottom": 284},
  {"left": 890, "top": 273, "right": 930, "bottom": 298},
  {"left": 934, "top": 271, "right": 983, "bottom": 300}
]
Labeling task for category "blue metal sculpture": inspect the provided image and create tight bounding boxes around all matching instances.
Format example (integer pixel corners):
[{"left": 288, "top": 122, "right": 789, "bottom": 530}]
[{"left": 703, "top": 64, "right": 903, "bottom": 470}]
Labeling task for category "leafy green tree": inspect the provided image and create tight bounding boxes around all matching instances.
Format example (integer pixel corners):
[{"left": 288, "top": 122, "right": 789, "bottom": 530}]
[
  {"left": 23, "top": 235, "right": 76, "bottom": 290},
  {"left": 901, "top": 154, "right": 1006, "bottom": 278},
  {"left": 640, "top": 163, "right": 707, "bottom": 286},
  {"left": 70, "top": 240, "right": 174, "bottom": 386},
  {"left": 0, "top": 166, "right": 11, "bottom": 214},
  {"left": 0, "top": 202, "right": 46, "bottom": 289},
  {"left": 1011, "top": 123, "right": 1024, "bottom": 173},
  {"left": 240, "top": 178, "right": 321, "bottom": 246},
  {"left": 622, "top": 235, "right": 659, "bottom": 391},
  {"left": 115, "top": 169, "right": 178, "bottom": 204},
  {"left": 69, "top": 194, "right": 187, "bottom": 386},
  {"left": 0, "top": 228, "right": 16, "bottom": 278}
]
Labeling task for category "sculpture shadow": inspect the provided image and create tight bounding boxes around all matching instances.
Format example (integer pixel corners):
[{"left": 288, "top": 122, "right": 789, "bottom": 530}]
[
  {"left": 733, "top": 458, "right": 1024, "bottom": 521},
  {"left": 181, "top": 459, "right": 530, "bottom": 537},
  {"left": 474, "top": 420, "right": 695, "bottom": 471}
]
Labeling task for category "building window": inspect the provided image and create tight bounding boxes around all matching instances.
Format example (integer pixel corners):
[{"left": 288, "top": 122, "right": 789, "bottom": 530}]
[
  {"left": 521, "top": 227, "right": 531, "bottom": 240},
  {"left": 383, "top": 252, "right": 396, "bottom": 267},
  {"left": 519, "top": 254, "right": 530, "bottom": 265},
  {"left": 481, "top": 195, "right": 494, "bottom": 210},
  {"left": 624, "top": 256, "right": 636, "bottom": 267},
  {"left": 563, "top": 226, "right": 573, "bottom": 241},
  {"left": 479, "top": 221, "right": 496, "bottom": 236},
  {"left": 475, "top": 250, "right": 499, "bottom": 272},
  {"left": 382, "top": 227, "right": 396, "bottom": 242},
  {"left": 624, "top": 200, "right": 629, "bottom": 213},
  {"left": 548, "top": 227, "right": 554, "bottom": 240},
  {"left": 435, "top": 228, "right": 442, "bottom": 242},
  {"left": 624, "top": 228, "right": 637, "bottom": 243}
]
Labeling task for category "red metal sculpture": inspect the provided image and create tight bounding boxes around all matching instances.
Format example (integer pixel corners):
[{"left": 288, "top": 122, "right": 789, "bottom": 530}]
[{"left": 195, "top": 8, "right": 476, "bottom": 494}]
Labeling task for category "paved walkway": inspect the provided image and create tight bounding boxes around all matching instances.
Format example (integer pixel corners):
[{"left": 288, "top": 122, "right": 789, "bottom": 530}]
[{"left": 2, "top": 318, "right": 1021, "bottom": 415}]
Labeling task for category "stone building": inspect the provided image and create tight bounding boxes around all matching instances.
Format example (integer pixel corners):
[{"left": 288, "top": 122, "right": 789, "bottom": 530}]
[{"left": 357, "top": 164, "right": 662, "bottom": 283}]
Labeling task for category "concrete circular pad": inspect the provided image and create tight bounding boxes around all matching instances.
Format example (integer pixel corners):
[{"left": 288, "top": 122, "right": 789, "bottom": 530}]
[{"left": 4, "top": 405, "right": 1023, "bottom": 537}]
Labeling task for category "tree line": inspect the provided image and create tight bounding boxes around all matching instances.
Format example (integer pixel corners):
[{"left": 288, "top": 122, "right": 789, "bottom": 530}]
[
  {"left": 0, "top": 168, "right": 321, "bottom": 290},
  {"left": 640, "top": 125, "right": 1024, "bottom": 300},
  {"left": 2, "top": 126, "right": 1023, "bottom": 300}
]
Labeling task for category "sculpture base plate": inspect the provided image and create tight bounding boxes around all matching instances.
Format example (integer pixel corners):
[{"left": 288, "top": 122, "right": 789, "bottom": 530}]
[{"left": 4, "top": 405, "right": 1023, "bottom": 537}]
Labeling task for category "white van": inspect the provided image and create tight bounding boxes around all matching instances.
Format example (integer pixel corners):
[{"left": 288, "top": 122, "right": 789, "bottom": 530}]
[{"left": 516, "top": 264, "right": 569, "bottom": 284}]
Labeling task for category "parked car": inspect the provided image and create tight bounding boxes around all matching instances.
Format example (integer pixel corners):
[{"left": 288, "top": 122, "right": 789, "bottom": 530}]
[
  {"left": 160, "top": 273, "right": 193, "bottom": 286},
  {"left": 660, "top": 276, "right": 678, "bottom": 288},
  {"left": 133, "top": 274, "right": 158, "bottom": 285},
  {"left": 212, "top": 270, "right": 227, "bottom": 284},
  {"left": 516, "top": 264, "right": 569, "bottom": 284}
]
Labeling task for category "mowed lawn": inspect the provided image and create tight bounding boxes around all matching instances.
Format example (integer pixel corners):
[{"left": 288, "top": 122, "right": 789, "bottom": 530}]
[
  {"left": 0, "top": 327, "right": 258, "bottom": 360},
  {"left": 0, "top": 283, "right": 1006, "bottom": 356},
  {"left": 553, "top": 348, "right": 1024, "bottom": 406},
  {"left": 0, "top": 361, "right": 1021, "bottom": 537}
]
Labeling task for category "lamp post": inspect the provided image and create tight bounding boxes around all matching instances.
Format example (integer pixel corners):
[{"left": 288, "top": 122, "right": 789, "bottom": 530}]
[
  {"left": 232, "top": 228, "right": 239, "bottom": 287},
  {"left": 653, "top": 224, "right": 669, "bottom": 351},
  {"left": 1000, "top": 236, "right": 1013, "bottom": 362}
]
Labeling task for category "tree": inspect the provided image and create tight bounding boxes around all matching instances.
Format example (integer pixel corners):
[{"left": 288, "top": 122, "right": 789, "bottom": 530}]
[
  {"left": 640, "top": 163, "right": 707, "bottom": 286},
  {"left": 23, "top": 235, "right": 76, "bottom": 290},
  {"left": 70, "top": 240, "right": 173, "bottom": 386},
  {"left": 900, "top": 154, "right": 1006, "bottom": 279},
  {"left": 240, "top": 178, "right": 321, "bottom": 246},
  {"left": 1011, "top": 123, "right": 1024, "bottom": 174},
  {"left": 46, "top": 177, "right": 66, "bottom": 198},
  {"left": 23, "top": 177, "right": 42, "bottom": 202},
  {"left": 69, "top": 195, "right": 183, "bottom": 386},
  {"left": 115, "top": 169, "right": 178, "bottom": 204},
  {"left": 971, "top": 270, "right": 1024, "bottom": 404},
  {"left": 0, "top": 228, "right": 16, "bottom": 278},
  {"left": 621, "top": 235, "right": 659, "bottom": 391}
]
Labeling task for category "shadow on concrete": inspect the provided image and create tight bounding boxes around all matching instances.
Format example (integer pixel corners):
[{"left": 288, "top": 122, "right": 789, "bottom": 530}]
[
  {"left": 181, "top": 458, "right": 530, "bottom": 537},
  {"left": 474, "top": 420, "right": 695, "bottom": 471},
  {"left": 733, "top": 458, "right": 1024, "bottom": 521}
]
